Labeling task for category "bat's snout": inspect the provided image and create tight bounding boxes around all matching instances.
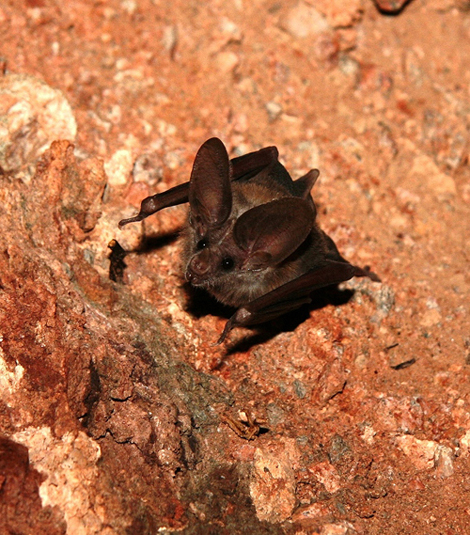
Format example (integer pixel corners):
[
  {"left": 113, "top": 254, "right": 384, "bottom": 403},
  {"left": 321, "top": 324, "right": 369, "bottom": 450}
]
[{"left": 185, "top": 252, "right": 211, "bottom": 285}]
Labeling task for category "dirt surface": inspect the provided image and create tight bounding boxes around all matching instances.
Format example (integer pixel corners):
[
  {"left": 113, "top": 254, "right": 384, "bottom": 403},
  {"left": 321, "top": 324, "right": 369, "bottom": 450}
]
[{"left": 1, "top": 0, "right": 470, "bottom": 533}]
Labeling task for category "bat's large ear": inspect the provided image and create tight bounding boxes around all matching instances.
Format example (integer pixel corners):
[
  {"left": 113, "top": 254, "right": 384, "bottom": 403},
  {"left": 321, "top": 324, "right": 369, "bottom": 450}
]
[
  {"left": 189, "top": 138, "right": 232, "bottom": 236},
  {"left": 234, "top": 198, "right": 315, "bottom": 270}
]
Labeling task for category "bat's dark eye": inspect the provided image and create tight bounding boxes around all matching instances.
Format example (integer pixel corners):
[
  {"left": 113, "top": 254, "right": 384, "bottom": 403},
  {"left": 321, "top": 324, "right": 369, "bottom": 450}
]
[
  {"left": 197, "top": 239, "right": 208, "bottom": 250},
  {"left": 221, "top": 257, "right": 234, "bottom": 270}
]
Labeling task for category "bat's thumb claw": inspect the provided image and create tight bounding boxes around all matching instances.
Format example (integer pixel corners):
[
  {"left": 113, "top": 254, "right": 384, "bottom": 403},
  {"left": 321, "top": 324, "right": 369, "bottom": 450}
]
[
  {"left": 363, "top": 265, "right": 381, "bottom": 283},
  {"left": 118, "top": 214, "right": 144, "bottom": 228},
  {"left": 216, "top": 307, "right": 253, "bottom": 344},
  {"left": 215, "top": 320, "right": 234, "bottom": 345},
  {"left": 354, "top": 265, "right": 381, "bottom": 283}
]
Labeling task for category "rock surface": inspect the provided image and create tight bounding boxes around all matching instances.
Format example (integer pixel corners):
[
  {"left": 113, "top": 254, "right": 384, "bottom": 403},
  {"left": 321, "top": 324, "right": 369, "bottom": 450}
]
[{"left": 1, "top": 0, "right": 470, "bottom": 533}]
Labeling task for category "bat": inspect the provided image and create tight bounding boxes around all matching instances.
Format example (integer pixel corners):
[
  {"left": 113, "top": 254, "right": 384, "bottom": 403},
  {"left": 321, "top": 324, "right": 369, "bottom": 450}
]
[{"left": 119, "top": 138, "right": 380, "bottom": 343}]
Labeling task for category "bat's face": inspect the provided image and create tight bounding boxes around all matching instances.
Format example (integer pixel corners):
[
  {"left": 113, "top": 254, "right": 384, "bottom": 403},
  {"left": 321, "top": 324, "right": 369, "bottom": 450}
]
[{"left": 184, "top": 223, "right": 272, "bottom": 307}]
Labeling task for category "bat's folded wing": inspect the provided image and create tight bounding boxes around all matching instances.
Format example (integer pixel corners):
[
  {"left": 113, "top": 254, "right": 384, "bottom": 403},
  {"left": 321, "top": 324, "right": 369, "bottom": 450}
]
[
  {"left": 119, "top": 142, "right": 280, "bottom": 228},
  {"left": 230, "top": 146, "right": 279, "bottom": 181},
  {"left": 217, "top": 260, "right": 370, "bottom": 344}
]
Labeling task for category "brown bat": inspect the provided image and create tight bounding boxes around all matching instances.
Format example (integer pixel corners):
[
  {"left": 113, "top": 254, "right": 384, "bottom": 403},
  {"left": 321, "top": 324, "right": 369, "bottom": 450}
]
[{"left": 119, "top": 138, "right": 379, "bottom": 343}]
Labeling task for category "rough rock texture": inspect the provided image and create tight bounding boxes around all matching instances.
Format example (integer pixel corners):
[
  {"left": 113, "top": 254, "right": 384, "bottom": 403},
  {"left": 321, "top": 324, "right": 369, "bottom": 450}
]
[
  {"left": 1, "top": 0, "right": 470, "bottom": 533},
  {"left": 0, "top": 73, "right": 76, "bottom": 178}
]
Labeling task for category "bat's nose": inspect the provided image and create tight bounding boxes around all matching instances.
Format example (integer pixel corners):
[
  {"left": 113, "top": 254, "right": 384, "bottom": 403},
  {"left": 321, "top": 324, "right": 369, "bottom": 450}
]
[{"left": 185, "top": 252, "right": 210, "bottom": 284}]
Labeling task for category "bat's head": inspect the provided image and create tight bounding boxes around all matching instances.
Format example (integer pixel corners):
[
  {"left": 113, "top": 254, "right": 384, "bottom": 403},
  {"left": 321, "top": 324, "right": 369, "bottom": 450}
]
[{"left": 183, "top": 138, "right": 315, "bottom": 307}]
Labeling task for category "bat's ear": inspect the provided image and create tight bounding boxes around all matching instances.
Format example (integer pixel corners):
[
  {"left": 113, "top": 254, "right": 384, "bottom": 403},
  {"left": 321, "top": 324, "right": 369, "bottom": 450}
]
[
  {"left": 189, "top": 138, "right": 232, "bottom": 236},
  {"left": 234, "top": 198, "right": 315, "bottom": 270}
]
